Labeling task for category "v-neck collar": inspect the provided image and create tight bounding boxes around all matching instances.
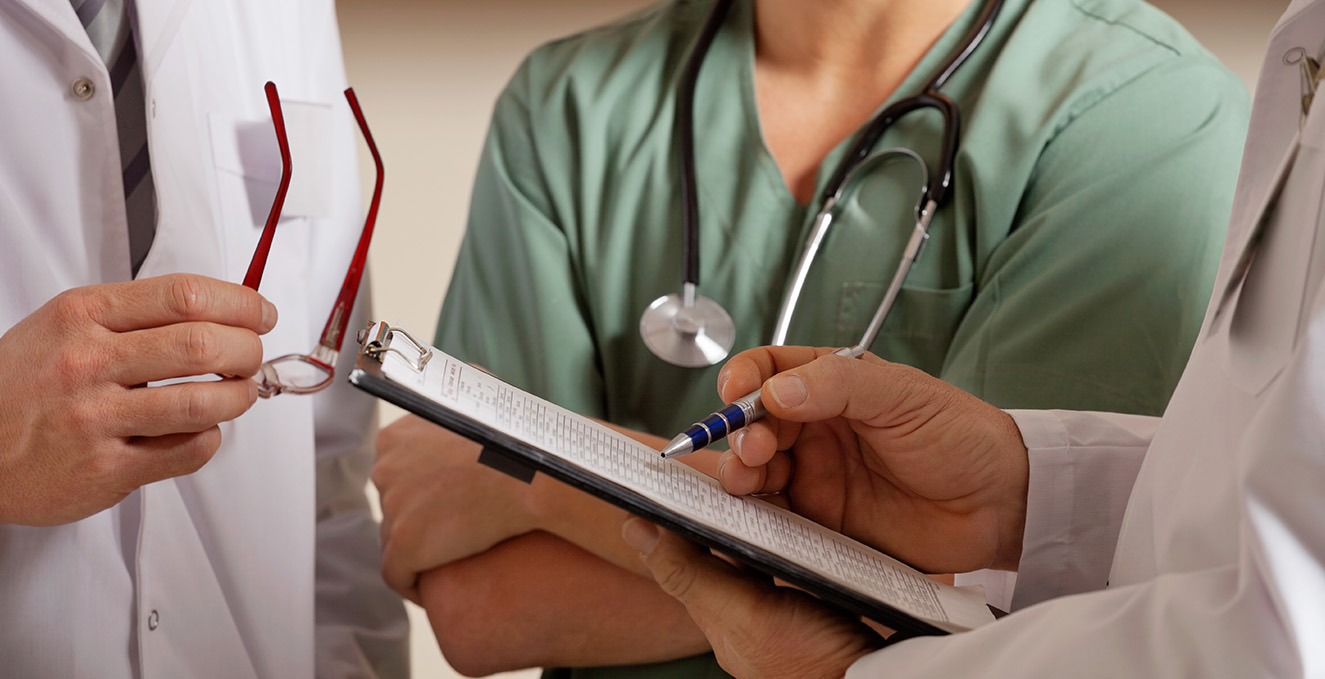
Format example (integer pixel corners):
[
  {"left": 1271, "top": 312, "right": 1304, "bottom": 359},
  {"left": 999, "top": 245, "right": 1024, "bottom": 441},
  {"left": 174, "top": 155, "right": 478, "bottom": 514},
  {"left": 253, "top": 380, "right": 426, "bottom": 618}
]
[{"left": 724, "top": 0, "right": 999, "bottom": 213}]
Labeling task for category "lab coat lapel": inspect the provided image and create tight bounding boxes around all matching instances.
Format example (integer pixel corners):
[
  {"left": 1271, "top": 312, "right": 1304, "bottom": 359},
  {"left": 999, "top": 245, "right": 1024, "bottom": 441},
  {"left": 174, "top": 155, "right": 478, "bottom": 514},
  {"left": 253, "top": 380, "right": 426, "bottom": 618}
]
[
  {"left": 1209, "top": 135, "right": 1300, "bottom": 331},
  {"left": 9, "top": 0, "right": 101, "bottom": 62},
  {"left": 1223, "top": 125, "right": 1325, "bottom": 395},
  {"left": 1218, "top": 20, "right": 1325, "bottom": 394},
  {"left": 1226, "top": 0, "right": 1318, "bottom": 227},
  {"left": 130, "top": 0, "right": 193, "bottom": 76},
  {"left": 1208, "top": 0, "right": 1325, "bottom": 333},
  {"left": 129, "top": 0, "right": 231, "bottom": 282}
]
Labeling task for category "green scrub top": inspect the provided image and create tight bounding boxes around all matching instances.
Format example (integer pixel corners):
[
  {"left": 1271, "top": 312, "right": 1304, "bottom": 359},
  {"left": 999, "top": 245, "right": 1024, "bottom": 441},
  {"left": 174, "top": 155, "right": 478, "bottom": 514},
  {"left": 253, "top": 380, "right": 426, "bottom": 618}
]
[{"left": 437, "top": 0, "right": 1248, "bottom": 675}]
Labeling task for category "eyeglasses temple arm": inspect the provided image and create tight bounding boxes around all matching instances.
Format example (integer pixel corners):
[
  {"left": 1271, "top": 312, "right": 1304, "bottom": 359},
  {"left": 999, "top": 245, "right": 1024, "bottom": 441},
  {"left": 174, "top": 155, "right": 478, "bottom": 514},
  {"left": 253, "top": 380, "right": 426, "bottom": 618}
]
[
  {"left": 318, "top": 87, "right": 382, "bottom": 354},
  {"left": 243, "top": 81, "right": 292, "bottom": 290}
]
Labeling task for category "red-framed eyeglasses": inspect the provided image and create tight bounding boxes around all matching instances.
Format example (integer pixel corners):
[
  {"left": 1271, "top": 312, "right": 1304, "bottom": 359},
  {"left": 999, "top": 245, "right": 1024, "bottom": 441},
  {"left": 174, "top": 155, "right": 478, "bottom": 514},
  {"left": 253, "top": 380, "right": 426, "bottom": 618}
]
[{"left": 245, "top": 81, "right": 382, "bottom": 398}]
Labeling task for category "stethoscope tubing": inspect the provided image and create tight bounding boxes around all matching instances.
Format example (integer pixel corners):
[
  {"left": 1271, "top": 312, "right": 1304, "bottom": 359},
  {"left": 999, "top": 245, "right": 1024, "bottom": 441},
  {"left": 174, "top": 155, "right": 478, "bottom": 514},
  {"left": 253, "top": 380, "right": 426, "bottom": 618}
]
[
  {"left": 649, "top": 0, "right": 1005, "bottom": 367},
  {"left": 825, "top": 92, "right": 961, "bottom": 219},
  {"left": 677, "top": 0, "right": 736, "bottom": 289},
  {"left": 770, "top": 147, "right": 932, "bottom": 346}
]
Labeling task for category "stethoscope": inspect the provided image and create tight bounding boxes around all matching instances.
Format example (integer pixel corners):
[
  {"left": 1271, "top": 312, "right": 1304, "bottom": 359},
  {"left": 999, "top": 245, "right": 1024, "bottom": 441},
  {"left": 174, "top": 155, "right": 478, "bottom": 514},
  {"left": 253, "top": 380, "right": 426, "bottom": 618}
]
[{"left": 640, "top": 0, "right": 1004, "bottom": 368}]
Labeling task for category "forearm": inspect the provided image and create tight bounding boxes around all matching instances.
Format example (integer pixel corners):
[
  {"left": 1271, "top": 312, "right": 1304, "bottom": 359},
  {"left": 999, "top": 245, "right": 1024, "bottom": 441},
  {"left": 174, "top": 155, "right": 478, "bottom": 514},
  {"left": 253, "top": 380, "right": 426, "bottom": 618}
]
[{"left": 419, "top": 530, "right": 709, "bottom": 675}]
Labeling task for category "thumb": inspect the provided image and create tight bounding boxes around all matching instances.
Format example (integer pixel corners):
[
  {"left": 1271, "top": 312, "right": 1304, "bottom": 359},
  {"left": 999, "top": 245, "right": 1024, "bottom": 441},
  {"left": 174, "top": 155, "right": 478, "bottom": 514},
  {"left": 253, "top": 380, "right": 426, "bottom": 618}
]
[
  {"left": 762, "top": 354, "right": 931, "bottom": 426},
  {"left": 623, "top": 517, "right": 762, "bottom": 620},
  {"left": 623, "top": 517, "right": 884, "bottom": 678}
]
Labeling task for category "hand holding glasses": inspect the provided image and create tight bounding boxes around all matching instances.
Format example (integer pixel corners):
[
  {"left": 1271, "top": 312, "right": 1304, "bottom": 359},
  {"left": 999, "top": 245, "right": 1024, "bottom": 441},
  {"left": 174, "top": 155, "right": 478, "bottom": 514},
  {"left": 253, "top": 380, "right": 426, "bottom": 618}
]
[{"left": 243, "top": 81, "right": 382, "bottom": 397}]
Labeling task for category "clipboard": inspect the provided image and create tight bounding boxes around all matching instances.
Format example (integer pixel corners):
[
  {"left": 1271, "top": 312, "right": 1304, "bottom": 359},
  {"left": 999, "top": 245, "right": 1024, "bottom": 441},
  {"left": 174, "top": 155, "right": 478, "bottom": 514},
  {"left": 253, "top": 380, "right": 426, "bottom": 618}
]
[{"left": 349, "top": 321, "right": 995, "bottom": 636}]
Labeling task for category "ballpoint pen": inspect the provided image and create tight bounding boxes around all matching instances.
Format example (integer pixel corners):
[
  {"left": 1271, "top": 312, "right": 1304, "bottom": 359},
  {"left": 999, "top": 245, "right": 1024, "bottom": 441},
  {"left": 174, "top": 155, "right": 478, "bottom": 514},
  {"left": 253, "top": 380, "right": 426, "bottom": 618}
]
[{"left": 659, "top": 344, "right": 866, "bottom": 458}]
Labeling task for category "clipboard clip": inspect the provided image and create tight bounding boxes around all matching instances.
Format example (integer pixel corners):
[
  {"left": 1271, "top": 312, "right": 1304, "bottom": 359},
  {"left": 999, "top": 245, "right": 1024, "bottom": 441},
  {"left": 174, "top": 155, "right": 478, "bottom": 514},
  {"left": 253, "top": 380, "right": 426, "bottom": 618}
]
[{"left": 356, "top": 321, "right": 434, "bottom": 372}]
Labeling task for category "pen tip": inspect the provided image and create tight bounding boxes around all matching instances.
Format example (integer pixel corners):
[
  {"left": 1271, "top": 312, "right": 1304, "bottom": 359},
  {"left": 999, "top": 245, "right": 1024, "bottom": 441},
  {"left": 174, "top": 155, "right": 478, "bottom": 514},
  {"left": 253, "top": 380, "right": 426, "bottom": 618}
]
[{"left": 659, "top": 434, "right": 693, "bottom": 459}]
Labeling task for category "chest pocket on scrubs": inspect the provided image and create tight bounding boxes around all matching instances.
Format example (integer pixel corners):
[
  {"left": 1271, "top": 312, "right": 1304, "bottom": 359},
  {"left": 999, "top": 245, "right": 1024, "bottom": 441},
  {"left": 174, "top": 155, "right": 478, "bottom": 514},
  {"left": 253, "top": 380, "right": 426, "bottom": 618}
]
[
  {"left": 826, "top": 170, "right": 974, "bottom": 376},
  {"left": 1225, "top": 100, "right": 1325, "bottom": 396},
  {"left": 843, "top": 281, "right": 975, "bottom": 374}
]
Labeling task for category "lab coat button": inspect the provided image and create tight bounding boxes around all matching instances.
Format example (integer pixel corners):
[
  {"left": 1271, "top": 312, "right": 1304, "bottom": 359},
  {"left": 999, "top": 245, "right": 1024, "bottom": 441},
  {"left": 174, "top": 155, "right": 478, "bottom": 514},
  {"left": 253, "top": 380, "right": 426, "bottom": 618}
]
[
  {"left": 71, "top": 77, "right": 95, "bottom": 100},
  {"left": 147, "top": 610, "right": 159, "bottom": 630}
]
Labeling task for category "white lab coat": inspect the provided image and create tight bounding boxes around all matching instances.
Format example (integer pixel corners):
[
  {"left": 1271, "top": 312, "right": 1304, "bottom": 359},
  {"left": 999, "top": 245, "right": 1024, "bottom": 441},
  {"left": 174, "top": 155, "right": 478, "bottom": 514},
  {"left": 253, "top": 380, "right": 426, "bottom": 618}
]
[
  {"left": 849, "top": 0, "right": 1325, "bottom": 675},
  {"left": 0, "top": 1, "right": 407, "bottom": 677}
]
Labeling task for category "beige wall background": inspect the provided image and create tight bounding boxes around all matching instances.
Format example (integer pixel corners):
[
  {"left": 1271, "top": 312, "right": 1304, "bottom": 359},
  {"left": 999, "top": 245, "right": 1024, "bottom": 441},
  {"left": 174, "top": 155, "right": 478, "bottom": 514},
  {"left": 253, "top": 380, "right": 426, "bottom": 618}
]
[{"left": 336, "top": 1, "right": 1285, "bottom": 677}]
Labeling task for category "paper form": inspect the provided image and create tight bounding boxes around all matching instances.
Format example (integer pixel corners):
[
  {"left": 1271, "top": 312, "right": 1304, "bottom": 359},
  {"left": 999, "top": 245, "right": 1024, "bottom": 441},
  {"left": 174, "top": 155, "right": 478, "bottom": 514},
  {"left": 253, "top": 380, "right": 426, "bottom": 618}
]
[{"left": 378, "top": 345, "right": 995, "bottom": 633}]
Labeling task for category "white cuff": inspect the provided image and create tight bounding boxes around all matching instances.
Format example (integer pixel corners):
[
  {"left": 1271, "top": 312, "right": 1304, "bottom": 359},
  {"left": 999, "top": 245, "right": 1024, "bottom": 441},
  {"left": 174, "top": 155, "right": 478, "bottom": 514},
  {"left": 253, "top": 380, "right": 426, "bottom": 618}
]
[{"left": 1004, "top": 410, "right": 1155, "bottom": 610}]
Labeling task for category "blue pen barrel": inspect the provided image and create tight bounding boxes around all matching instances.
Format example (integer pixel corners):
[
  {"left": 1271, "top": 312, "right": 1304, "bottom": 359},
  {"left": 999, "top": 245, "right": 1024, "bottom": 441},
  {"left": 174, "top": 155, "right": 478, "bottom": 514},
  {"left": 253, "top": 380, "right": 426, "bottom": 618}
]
[
  {"left": 681, "top": 403, "right": 748, "bottom": 450},
  {"left": 679, "top": 424, "right": 712, "bottom": 451},
  {"left": 719, "top": 402, "right": 748, "bottom": 429}
]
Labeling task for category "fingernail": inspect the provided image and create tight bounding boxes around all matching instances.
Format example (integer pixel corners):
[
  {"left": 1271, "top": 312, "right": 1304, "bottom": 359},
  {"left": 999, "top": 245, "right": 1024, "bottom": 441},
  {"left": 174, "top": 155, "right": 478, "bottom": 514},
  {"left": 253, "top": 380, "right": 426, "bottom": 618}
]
[
  {"left": 717, "top": 370, "right": 730, "bottom": 397},
  {"left": 248, "top": 379, "right": 259, "bottom": 405},
  {"left": 622, "top": 517, "right": 659, "bottom": 555},
  {"left": 729, "top": 429, "right": 746, "bottom": 456},
  {"left": 261, "top": 300, "right": 278, "bottom": 331},
  {"left": 767, "top": 374, "right": 807, "bottom": 409}
]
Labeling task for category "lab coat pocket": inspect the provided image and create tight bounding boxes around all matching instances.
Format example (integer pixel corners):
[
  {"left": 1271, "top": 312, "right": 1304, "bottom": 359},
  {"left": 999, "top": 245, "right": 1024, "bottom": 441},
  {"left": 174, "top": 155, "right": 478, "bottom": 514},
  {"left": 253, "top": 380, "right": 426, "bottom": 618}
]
[
  {"left": 208, "top": 102, "right": 334, "bottom": 225},
  {"left": 207, "top": 114, "right": 318, "bottom": 354},
  {"left": 1224, "top": 123, "right": 1325, "bottom": 395}
]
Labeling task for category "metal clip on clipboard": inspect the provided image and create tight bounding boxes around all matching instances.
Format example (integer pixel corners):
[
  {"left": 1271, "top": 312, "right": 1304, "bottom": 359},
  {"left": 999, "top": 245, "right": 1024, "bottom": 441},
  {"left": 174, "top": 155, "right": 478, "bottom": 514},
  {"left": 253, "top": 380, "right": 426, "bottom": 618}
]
[
  {"left": 357, "top": 321, "right": 434, "bottom": 371},
  {"left": 354, "top": 321, "right": 538, "bottom": 483}
]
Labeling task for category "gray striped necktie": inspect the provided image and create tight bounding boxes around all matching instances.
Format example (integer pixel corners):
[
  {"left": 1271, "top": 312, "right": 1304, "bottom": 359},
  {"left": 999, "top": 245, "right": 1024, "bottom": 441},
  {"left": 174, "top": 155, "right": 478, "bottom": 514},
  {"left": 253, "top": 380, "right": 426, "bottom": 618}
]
[{"left": 73, "top": 0, "right": 157, "bottom": 276}]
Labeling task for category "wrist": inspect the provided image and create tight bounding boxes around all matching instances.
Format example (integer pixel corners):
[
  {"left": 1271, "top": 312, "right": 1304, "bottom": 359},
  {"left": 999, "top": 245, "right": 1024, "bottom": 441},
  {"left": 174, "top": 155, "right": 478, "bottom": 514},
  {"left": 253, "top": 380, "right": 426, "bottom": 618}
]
[
  {"left": 992, "top": 410, "right": 1030, "bottom": 570},
  {"left": 526, "top": 474, "right": 595, "bottom": 537},
  {"left": 524, "top": 474, "right": 556, "bottom": 530}
]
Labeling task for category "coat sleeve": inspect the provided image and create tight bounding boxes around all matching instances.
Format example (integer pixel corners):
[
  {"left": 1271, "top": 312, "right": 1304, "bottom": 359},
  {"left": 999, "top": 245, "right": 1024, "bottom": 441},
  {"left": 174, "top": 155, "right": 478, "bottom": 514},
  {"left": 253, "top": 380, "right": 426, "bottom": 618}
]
[
  {"left": 1003, "top": 410, "right": 1156, "bottom": 609},
  {"left": 956, "top": 409, "right": 1157, "bottom": 612},
  {"left": 312, "top": 278, "right": 410, "bottom": 679},
  {"left": 848, "top": 373, "right": 1321, "bottom": 676},
  {"left": 302, "top": 5, "right": 409, "bottom": 677}
]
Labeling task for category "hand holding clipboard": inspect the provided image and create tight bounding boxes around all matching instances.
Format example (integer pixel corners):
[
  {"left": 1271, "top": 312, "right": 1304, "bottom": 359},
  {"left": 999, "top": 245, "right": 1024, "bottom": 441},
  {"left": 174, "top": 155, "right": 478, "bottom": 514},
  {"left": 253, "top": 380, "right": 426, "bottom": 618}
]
[{"left": 350, "top": 321, "right": 996, "bottom": 636}]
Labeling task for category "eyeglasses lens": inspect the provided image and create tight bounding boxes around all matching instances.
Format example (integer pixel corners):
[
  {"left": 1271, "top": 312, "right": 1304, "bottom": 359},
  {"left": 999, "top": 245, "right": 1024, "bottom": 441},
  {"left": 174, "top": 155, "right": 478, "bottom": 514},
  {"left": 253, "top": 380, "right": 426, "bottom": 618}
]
[{"left": 258, "top": 355, "right": 334, "bottom": 394}]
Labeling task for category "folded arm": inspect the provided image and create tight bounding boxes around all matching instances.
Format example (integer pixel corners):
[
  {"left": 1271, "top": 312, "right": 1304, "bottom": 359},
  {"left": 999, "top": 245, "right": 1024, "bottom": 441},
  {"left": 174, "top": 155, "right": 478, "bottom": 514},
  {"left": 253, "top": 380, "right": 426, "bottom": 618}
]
[
  {"left": 418, "top": 531, "right": 709, "bottom": 676},
  {"left": 373, "top": 414, "right": 726, "bottom": 669}
]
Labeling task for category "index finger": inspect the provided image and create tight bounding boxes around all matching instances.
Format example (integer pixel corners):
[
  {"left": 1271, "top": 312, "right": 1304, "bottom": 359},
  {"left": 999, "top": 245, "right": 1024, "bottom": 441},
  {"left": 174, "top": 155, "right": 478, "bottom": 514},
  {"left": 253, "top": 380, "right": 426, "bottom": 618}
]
[
  {"left": 88, "top": 274, "right": 277, "bottom": 334},
  {"left": 717, "top": 345, "right": 840, "bottom": 403}
]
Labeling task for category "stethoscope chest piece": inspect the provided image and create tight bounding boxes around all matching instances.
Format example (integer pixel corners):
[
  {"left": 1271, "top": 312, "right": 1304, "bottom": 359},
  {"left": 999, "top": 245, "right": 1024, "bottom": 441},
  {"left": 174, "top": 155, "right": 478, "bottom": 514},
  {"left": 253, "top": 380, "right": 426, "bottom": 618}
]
[{"left": 640, "top": 285, "right": 736, "bottom": 368}]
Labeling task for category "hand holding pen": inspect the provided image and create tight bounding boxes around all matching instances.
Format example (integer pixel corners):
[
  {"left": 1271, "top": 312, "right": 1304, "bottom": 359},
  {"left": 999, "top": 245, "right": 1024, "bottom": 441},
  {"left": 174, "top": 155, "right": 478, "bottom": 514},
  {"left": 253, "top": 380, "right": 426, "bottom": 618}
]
[
  {"left": 660, "top": 344, "right": 866, "bottom": 458},
  {"left": 658, "top": 342, "right": 1032, "bottom": 575},
  {"left": 661, "top": 189, "right": 930, "bottom": 458}
]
